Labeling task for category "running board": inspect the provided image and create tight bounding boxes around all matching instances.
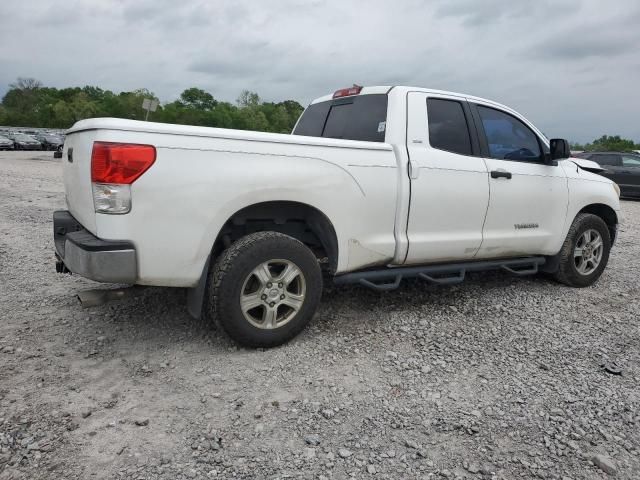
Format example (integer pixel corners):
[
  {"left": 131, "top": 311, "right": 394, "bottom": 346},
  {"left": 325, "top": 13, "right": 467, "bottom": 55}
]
[{"left": 333, "top": 257, "right": 546, "bottom": 292}]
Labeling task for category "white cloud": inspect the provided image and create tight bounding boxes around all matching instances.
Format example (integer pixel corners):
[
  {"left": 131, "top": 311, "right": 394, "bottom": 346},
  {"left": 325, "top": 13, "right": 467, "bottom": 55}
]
[{"left": 0, "top": 0, "right": 638, "bottom": 142}]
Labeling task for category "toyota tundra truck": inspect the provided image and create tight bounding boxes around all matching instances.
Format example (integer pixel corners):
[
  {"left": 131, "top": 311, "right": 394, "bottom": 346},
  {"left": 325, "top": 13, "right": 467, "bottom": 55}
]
[{"left": 53, "top": 85, "right": 621, "bottom": 347}]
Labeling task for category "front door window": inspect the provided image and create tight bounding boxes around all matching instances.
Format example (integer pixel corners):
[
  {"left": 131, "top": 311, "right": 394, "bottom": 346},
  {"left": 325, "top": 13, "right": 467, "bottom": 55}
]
[{"left": 477, "top": 106, "right": 542, "bottom": 162}]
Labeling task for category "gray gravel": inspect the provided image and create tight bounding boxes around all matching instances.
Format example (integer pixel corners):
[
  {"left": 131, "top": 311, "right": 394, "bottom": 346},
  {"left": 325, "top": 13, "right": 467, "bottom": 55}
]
[{"left": 1, "top": 150, "right": 639, "bottom": 479}]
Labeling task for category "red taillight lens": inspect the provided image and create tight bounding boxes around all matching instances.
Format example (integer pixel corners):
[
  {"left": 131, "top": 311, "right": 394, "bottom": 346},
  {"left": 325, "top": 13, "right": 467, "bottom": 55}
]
[
  {"left": 333, "top": 85, "right": 363, "bottom": 99},
  {"left": 91, "top": 142, "right": 156, "bottom": 184}
]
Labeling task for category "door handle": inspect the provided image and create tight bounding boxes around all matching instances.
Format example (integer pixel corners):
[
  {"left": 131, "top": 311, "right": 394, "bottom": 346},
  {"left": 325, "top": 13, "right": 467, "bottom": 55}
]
[{"left": 491, "top": 170, "right": 512, "bottom": 179}]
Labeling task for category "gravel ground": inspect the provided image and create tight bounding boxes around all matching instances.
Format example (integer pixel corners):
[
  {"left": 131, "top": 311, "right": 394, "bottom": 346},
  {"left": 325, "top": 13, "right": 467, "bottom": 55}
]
[{"left": 0, "top": 150, "right": 639, "bottom": 480}]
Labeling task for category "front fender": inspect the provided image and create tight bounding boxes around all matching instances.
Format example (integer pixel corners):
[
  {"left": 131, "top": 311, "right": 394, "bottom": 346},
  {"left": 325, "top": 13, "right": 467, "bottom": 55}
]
[{"left": 558, "top": 162, "right": 620, "bottom": 250}]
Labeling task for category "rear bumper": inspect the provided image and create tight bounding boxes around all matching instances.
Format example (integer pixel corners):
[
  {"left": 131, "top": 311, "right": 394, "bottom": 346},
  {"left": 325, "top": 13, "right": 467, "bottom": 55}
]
[{"left": 53, "top": 210, "right": 137, "bottom": 283}]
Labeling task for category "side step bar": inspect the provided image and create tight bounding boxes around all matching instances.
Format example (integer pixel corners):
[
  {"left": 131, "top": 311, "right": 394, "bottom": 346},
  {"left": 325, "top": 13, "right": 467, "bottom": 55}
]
[{"left": 333, "top": 257, "right": 546, "bottom": 292}]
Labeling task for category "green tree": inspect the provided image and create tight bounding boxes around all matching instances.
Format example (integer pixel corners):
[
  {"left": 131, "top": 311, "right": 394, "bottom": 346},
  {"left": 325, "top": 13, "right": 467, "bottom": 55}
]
[
  {"left": 53, "top": 100, "right": 74, "bottom": 126},
  {"left": 2, "top": 77, "right": 44, "bottom": 125},
  {"left": 81, "top": 86, "right": 107, "bottom": 102},
  {"left": 179, "top": 88, "right": 217, "bottom": 110},
  {"left": 585, "top": 135, "right": 637, "bottom": 152},
  {"left": 1, "top": 77, "right": 305, "bottom": 132},
  {"left": 260, "top": 103, "right": 292, "bottom": 133},
  {"left": 237, "top": 90, "right": 260, "bottom": 108},
  {"left": 235, "top": 107, "right": 269, "bottom": 131},
  {"left": 209, "top": 102, "right": 236, "bottom": 129},
  {"left": 69, "top": 93, "right": 98, "bottom": 122}
]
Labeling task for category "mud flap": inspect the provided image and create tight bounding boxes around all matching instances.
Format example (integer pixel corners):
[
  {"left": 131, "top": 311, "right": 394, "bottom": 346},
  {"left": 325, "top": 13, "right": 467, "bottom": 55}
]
[
  {"left": 186, "top": 255, "right": 211, "bottom": 319},
  {"left": 539, "top": 253, "right": 561, "bottom": 273}
]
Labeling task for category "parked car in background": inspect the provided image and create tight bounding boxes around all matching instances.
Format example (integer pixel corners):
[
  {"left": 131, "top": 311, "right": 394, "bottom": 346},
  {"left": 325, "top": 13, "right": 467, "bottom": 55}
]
[
  {"left": 574, "top": 152, "right": 640, "bottom": 198},
  {"left": 35, "top": 133, "right": 64, "bottom": 151},
  {"left": 0, "top": 135, "right": 15, "bottom": 150},
  {"left": 6, "top": 133, "right": 42, "bottom": 150}
]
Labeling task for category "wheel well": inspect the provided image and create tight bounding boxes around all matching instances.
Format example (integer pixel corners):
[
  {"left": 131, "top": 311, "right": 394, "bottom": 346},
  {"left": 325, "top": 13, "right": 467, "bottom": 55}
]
[
  {"left": 212, "top": 201, "right": 339, "bottom": 273},
  {"left": 578, "top": 204, "right": 618, "bottom": 242}
]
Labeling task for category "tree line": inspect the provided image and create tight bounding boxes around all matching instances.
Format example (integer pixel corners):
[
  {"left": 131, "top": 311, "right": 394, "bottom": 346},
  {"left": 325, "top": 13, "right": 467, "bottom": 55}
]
[
  {"left": 1, "top": 78, "right": 639, "bottom": 151},
  {"left": 570, "top": 135, "right": 640, "bottom": 152},
  {"left": 0, "top": 78, "right": 304, "bottom": 133}
]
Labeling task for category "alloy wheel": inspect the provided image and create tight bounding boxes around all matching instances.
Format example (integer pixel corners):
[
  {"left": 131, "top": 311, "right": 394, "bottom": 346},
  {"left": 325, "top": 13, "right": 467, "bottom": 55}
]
[{"left": 239, "top": 259, "right": 306, "bottom": 329}]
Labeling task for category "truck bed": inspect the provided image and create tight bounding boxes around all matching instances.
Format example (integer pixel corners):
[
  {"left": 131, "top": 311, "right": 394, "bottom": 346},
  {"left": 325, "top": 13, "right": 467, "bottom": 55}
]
[{"left": 62, "top": 118, "right": 399, "bottom": 286}]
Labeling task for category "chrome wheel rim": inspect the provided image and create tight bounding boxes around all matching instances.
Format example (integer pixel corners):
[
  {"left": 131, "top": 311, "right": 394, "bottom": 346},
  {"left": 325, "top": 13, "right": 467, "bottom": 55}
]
[
  {"left": 574, "top": 229, "right": 603, "bottom": 276},
  {"left": 240, "top": 259, "right": 306, "bottom": 330}
]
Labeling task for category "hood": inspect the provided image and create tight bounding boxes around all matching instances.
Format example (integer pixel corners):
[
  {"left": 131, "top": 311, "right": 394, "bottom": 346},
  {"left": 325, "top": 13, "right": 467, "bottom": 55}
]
[{"left": 568, "top": 157, "right": 605, "bottom": 173}]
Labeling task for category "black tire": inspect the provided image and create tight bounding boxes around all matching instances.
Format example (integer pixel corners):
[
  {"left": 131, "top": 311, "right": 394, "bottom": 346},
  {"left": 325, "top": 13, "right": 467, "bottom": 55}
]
[
  {"left": 553, "top": 213, "right": 611, "bottom": 287},
  {"left": 204, "top": 231, "right": 323, "bottom": 348}
]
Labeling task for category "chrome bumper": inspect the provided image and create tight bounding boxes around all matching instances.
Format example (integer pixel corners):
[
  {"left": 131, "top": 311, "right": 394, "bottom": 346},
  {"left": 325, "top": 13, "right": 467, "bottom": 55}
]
[{"left": 53, "top": 210, "right": 137, "bottom": 284}]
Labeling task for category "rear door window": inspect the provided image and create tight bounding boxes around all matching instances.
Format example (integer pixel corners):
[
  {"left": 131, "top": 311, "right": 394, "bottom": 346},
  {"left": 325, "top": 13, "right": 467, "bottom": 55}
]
[
  {"left": 477, "top": 106, "right": 542, "bottom": 162},
  {"left": 622, "top": 155, "right": 640, "bottom": 167},
  {"left": 293, "top": 94, "right": 388, "bottom": 142},
  {"left": 427, "top": 98, "right": 472, "bottom": 156}
]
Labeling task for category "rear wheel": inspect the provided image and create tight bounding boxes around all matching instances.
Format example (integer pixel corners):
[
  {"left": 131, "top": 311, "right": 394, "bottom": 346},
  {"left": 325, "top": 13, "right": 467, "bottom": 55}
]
[
  {"left": 553, "top": 213, "right": 611, "bottom": 287},
  {"left": 204, "top": 232, "right": 322, "bottom": 348}
]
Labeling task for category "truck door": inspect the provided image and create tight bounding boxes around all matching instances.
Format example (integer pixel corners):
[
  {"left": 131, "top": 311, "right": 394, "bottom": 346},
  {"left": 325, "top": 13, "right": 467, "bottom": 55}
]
[
  {"left": 404, "top": 92, "right": 490, "bottom": 263},
  {"left": 470, "top": 103, "right": 568, "bottom": 258},
  {"left": 596, "top": 153, "right": 640, "bottom": 197},
  {"left": 619, "top": 155, "right": 640, "bottom": 196}
]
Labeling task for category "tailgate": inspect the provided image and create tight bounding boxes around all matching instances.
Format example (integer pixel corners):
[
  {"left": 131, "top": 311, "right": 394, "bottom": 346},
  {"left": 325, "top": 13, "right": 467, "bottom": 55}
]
[{"left": 62, "top": 130, "right": 98, "bottom": 234}]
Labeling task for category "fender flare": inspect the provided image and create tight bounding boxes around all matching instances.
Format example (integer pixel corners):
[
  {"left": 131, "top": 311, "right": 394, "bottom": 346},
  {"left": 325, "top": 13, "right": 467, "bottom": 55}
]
[{"left": 187, "top": 200, "right": 339, "bottom": 319}]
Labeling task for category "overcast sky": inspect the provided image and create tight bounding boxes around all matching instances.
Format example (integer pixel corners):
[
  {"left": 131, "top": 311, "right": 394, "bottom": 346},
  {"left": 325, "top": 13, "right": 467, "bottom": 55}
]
[{"left": 1, "top": 0, "right": 639, "bottom": 142}]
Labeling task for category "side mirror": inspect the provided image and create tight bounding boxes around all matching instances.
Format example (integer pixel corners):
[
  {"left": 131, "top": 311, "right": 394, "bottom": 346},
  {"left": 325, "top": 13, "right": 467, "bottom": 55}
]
[{"left": 550, "top": 138, "right": 571, "bottom": 160}]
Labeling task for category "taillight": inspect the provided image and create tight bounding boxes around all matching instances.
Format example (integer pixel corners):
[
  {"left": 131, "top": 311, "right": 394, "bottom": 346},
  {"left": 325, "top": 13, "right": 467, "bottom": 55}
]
[
  {"left": 333, "top": 85, "right": 363, "bottom": 99},
  {"left": 91, "top": 142, "right": 155, "bottom": 214},
  {"left": 91, "top": 142, "right": 156, "bottom": 184}
]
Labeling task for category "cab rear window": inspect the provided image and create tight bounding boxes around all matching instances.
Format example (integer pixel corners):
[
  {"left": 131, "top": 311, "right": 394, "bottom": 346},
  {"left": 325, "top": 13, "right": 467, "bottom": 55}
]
[{"left": 293, "top": 94, "right": 388, "bottom": 143}]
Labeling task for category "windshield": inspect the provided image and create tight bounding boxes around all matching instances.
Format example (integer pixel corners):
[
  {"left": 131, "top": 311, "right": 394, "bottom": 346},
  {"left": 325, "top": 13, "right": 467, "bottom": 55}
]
[{"left": 293, "top": 94, "right": 388, "bottom": 143}]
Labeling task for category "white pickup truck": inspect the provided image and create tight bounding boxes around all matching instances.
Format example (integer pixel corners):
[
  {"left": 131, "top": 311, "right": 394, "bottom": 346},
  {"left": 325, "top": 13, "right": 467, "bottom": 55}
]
[{"left": 54, "top": 85, "right": 621, "bottom": 347}]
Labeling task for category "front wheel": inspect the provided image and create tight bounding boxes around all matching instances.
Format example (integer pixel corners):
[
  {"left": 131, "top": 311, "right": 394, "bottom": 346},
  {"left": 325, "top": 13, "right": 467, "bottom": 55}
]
[
  {"left": 553, "top": 213, "right": 611, "bottom": 287},
  {"left": 204, "top": 231, "right": 323, "bottom": 348}
]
